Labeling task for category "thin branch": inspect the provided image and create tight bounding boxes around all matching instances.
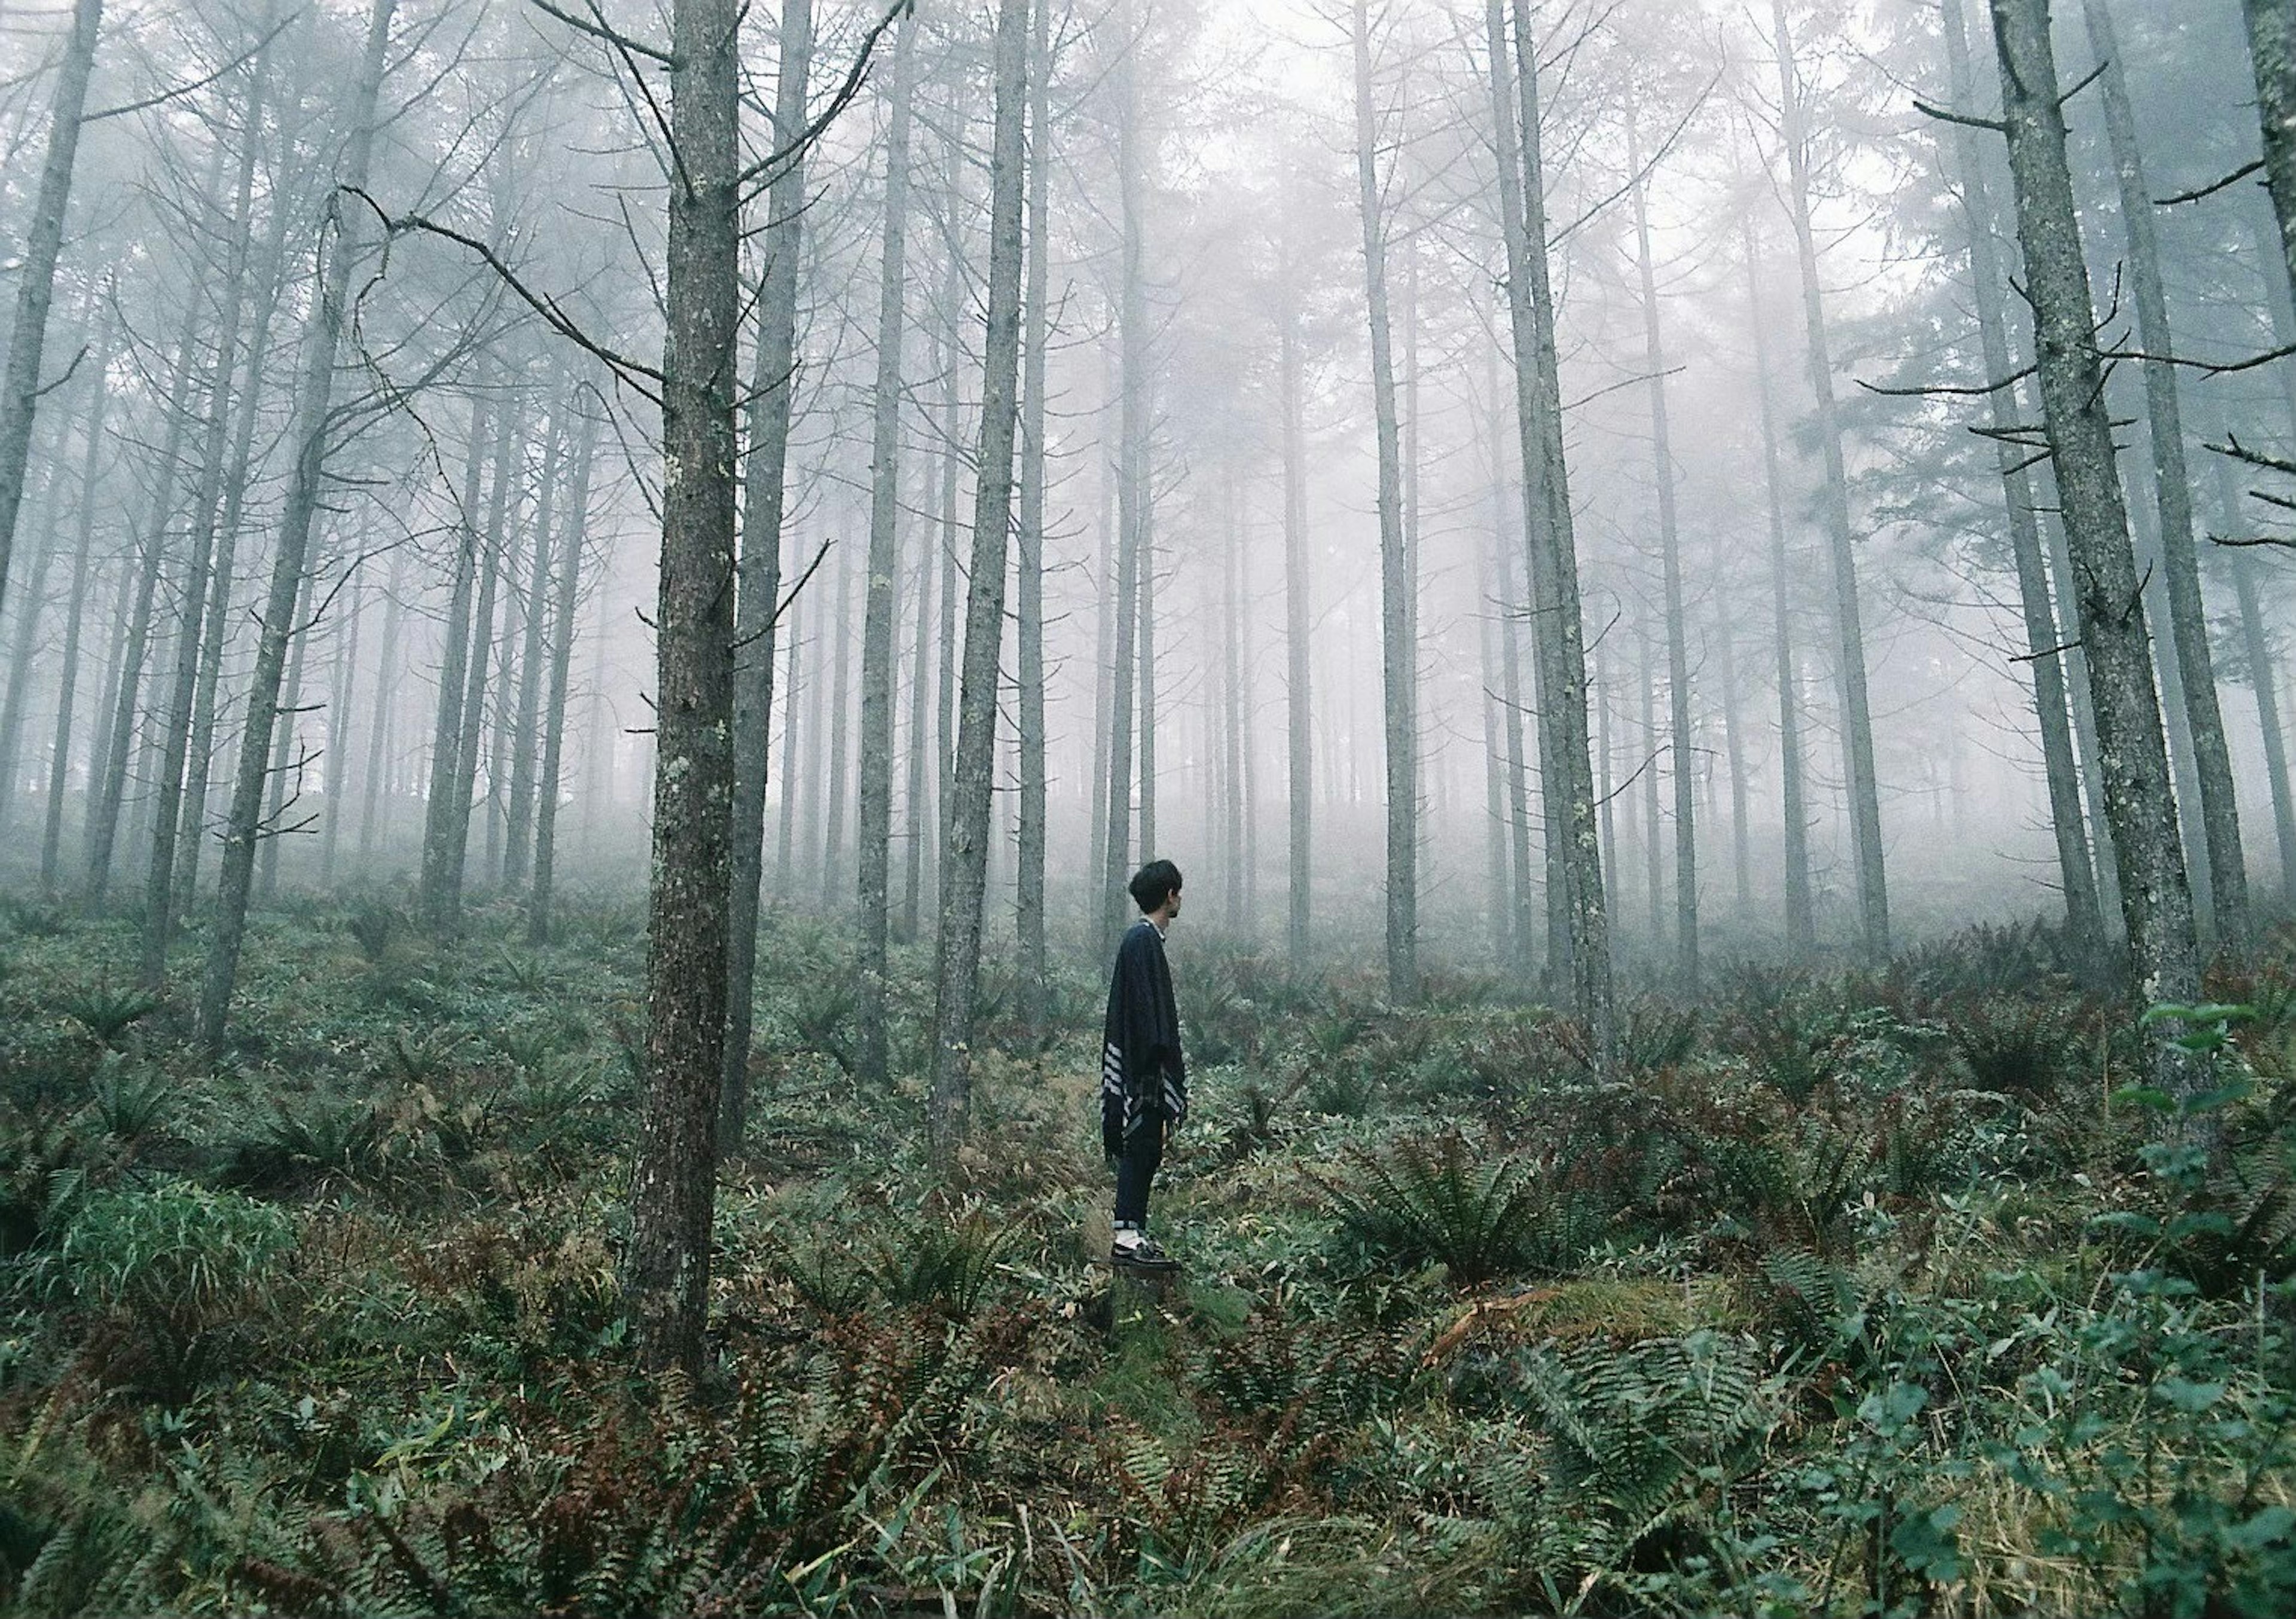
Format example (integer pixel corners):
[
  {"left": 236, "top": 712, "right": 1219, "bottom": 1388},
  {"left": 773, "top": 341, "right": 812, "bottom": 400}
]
[
  {"left": 1912, "top": 97, "right": 2005, "bottom": 133},
  {"left": 2211, "top": 435, "right": 2296, "bottom": 479},
  {"left": 346, "top": 188, "right": 665, "bottom": 398},
  {"left": 84, "top": 10, "right": 301, "bottom": 123},
  {"left": 2055, "top": 59, "right": 2109, "bottom": 108},
  {"left": 1860, "top": 361, "right": 2035, "bottom": 399},
  {"left": 2158, "top": 157, "right": 2263, "bottom": 207},
  {"left": 33, "top": 345, "right": 89, "bottom": 399},
  {"left": 2103, "top": 341, "right": 2296, "bottom": 377},
  {"left": 735, "top": 0, "right": 911, "bottom": 197},
  {"left": 524, "top": 0, "right": 674, "bottom": 66}
]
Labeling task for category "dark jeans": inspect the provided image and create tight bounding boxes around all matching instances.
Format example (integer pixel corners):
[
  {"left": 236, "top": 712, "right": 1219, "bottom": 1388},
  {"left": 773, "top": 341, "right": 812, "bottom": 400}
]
[{"left": 1113, "top": 1110, "right": 1166, "bottom": 1229}]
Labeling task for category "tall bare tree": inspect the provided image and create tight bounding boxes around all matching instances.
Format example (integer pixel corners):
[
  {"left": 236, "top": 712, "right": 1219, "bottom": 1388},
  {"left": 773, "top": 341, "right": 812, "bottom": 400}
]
[{"left": 928, "top": 0, "right": 1030, "bottom": 1157}]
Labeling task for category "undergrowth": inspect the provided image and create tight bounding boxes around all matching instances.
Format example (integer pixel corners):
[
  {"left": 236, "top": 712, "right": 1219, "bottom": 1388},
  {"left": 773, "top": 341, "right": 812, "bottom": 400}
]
[{"left": 3, "top": 897, "right": 2295, "bottom": 1615}]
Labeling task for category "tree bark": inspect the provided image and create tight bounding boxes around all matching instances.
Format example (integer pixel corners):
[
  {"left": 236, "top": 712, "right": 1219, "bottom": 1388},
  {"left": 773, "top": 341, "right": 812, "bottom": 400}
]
[
  {"left": 2217, "top": 446, "right": 2296, "bottom": 905},
  {"left": 418, "top": 393, "right": 488, "bottom": 929},
  {"left": 529, "top": 413, "right": 597, "bottom": 947},
  {"left": 504, "top": 389, "right": 566, "bottom": 892},
  {"left": 2084, "top": 0, "right": 2248, "bottom": 941},
  {"left": 0, "top": 0, "right": 102, "bottom": 623},
  {"left": 1742, "top": 216, "right": 1815, "bottom": 955},
  {"left": 42, "top": 303, "right": 111, "bottom": 890},
  {"left": 1711, "top": 607, "right": 1753, "bottom": 909},
  {"left": 1986, "top": 0, "right": 2200, "bottom": 1059},
  {"left": 1015, "top": 0, "right": 1053, "bottom": 1035},
  {"left": 1628, "top": 114, "right": 1697, "bottom": 989},
  {"left": 722, "top": 0, "right": 814, "bottom": 1134},
  {"left": 1101, "top": 9, "right": 1147, "bottom": 948},
  {"left": 2244, "top": 0, "right": 2296, "bottom": 302},
  {"left": 856, "top": 8, "right": 916, "bottom": 1090},
  {"left": 1770, "top": 0, "right": 1889, "bottom": 962},
  {"left": 199, "top": 0, "right": 396, "bottom": 1054},
  {"left": 357, "top": 551, "right": 405, "bottom": 865},
  {"left": 928, "top": 0, "right": 1030, "bottom": 1157},
  {"left": 1280, "top": 259, "right": 1312, "bottom": 972},
  {"left": 1945, "top": 0, "right": 2103, "bottom": 949},
  {"left": 624, "top": 0, "right": 742, "bottom": 1378},
  {"left": 1349, "top": 0, "right": 1419, "bottom": 1005},
  {"left": 1497, "top": 0, "right": 1612, "bottom": 1050}
]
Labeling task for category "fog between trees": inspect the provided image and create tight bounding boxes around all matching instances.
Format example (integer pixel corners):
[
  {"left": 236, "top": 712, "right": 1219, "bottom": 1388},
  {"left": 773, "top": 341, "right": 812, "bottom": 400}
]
[{"left": 2, "top": 0, "right": 2295, "bottom": 1360}]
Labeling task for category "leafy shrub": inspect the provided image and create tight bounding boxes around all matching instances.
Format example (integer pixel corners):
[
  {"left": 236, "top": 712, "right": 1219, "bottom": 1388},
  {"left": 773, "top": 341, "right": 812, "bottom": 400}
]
[
  {"left": 54, "top": 983, "right": 160, "bottom": 1049},
  {"left": 39, "top": 1178, "right": 296, "bottom": 1394},
  {"left": 1323, "top": 1132, "right": 1588, "bottom": 1286},
  {"left": 221, "top": 1093, "right": 393, "bottom": 1196}
]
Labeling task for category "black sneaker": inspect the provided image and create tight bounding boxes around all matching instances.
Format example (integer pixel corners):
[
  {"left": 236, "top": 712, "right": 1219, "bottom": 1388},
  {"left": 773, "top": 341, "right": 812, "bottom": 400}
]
[{"left": 1111, "top": 1234, "right": 1180, "bottom": 1273}]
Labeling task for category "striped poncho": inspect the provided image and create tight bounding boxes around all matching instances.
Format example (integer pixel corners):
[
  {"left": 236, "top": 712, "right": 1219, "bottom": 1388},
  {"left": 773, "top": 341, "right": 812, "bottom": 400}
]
[{"left": 1100, "top": 917, "right": 1187, "bottom": 1158}]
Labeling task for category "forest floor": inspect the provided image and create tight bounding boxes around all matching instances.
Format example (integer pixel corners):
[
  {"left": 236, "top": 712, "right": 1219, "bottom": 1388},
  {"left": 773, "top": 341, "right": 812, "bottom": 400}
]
[{"left": 4, "top": 894, "right": 2296, "bottom": 1616}]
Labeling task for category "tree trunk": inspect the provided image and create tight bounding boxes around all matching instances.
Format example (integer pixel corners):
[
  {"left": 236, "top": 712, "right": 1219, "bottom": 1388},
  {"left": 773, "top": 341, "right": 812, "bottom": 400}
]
[
  {"left": 2219, "top": 448, "right": 2296, "bottom": 905},
  {"left": 0, "top": 461, "right": 61, "bottom": 829},
  {"left": 358, "top": 551, "right": 405, "bottom": 865},
  {"left": 198, "top": 0, "right": 396, "bottom": 1054},
  {"left": 2244, "top": 0, "right": 2296, "bottom": 301},
  {"left": 1944, "top": 0, "right": 2105, "bottom": 949},
  {"left": 177, "top": 15, "right": 294, "bottom": 918},
  {"left": 1639, "top": 622, "right": 1665, "bottom": 948},
  {"left": 446, "top": 396, "right": 519, "bottom": 906},
  {"left": 42, "top": 303, "right": 111, "bottom": 890},
  {"left": 1349, "top": 0, "right": 1418, "bottom": 1005},
  {"left": 624, "top": 0, "right": 742, "bottom": 1379},
  {"left": 820, "top": 546, "right": 853, "bottom": 905},
  {"left": 258, "top": 589, "right": 313, "bottom": 899},
  {"left": 856, "top": 8, "right": 917, "bottom": 1090},
  {"left": 1742, "top": 217, "right": 1815, "bottom": 955},
  {"left": 902, "top": 494, "right": 934, "bottom": 938},
  {"left": 1495, "top": 0, "right": 1612, "bottom": 1050},
  {"left": 145, "top": 78, "right": 277, "bottom": 982},
  {"left": 722, "top": 0, "right": 814, "bottom": 1134},
  {"left": 2084, "top": 0, "right": 2247, "bottom": 941},
  {"left": 419, "top": 394, "right": 490, "bottom": 928},
  {"left": 504, "top": 390, "right": 565, "bottom": 892},
  {"left": 321, "top": 565, "right": 364, "bottom": 883},
  {"left": 928, "top": 0, "right": 1030, "bottom": 1157},
  {"left": 0, "top": 0, "right": 102, "bottom": 622},
  {"left": 1628, "top": 117, "right": 1697, "bottom": 989},
  {"left": 1770, "top": 0, "right": 1888, "bottom": 961},
  {"left": 1280, "top": 264, "right": 1312, "bottom": 972},
  {"left": 529, "top": 413, "right": 597, "bottom": 947},
  {"left": 1986, "top": 0, "right": 2200, "bottom": 1061},
  {"left": 1703, "top": 606, "right": 1750, "bottom": 909},
  {"left": 1101, "top": 13, "right": 1147, "bottom": 947},
  {"left": 1015, "top": 0, "right": 1052, "bottom": 1034},
  {"left": 775, "top": 576, "right": 803, "bottom": 889},
  {"left": 85, "top": 305, "right": 196, "bottom": 907}
]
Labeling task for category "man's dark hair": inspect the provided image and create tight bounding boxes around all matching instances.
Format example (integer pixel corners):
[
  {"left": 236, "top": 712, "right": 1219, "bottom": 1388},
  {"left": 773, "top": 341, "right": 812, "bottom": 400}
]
[{"left": 1129, "top": 859, "right": 1182, "bottom": 914}]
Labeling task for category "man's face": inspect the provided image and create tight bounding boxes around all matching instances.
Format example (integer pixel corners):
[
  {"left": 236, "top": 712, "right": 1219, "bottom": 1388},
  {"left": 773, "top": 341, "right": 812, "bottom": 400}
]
[{"left": 1167, "top": 887, "right": 1183, "bottom": 921}]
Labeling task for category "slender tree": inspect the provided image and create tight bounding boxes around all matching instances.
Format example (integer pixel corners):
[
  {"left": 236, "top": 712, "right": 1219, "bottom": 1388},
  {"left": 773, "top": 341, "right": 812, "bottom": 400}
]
[
  {"left": 2081, "top": 0, "right": 2247, "bottom": 942},
  {"left": 1984, "top": 0, "right": 2199, "bottom": 1068},
  {"left": 198, "top": 0, "right": 396, "bottom": 1052},
  {"left": 1627, "top": 107, "right": 1697, "bottom": 989},
  {"left": 854, "top": 8, "right": 916, "bottom": 1091},
  {"left": 1943, "top": 0, "right": 2103, "bottom": 949},
  {"left": 1769, "top": 0, "right": 1888, "bottom": 961},
  {"left": 723, "top": 0, "right": 816, "bottom": 1137},
  {"left": 1015, "top": 0, "right": 1054, "bottom": 1037},
  {"left": 1348, "top": 0, "right": 1418, "bottom": 1005},
  {"left": 928, "top": 0, "right": 1030, "bottom": 1157},
  {"left": 0, "top": 0, "right": 103, "bottom": 622},
  {"left": 624, "top": 0, "right": 743, "bottom": 1376}
]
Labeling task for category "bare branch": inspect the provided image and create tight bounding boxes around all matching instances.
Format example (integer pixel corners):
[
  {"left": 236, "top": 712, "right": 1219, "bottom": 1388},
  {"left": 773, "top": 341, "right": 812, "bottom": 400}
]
[
  {"left": 84, "top": 10, "right": 301, "bottom": 123},
  {"left": 2158, "top": 158, "right": 2263, "bottom": 207},
  {"left": 1860, "top": 361, "right": 2036, "bottom": 399},
  {"left": 735, "top": 0, "right": 912, "bottom": 197},
  {"left": 524, "top": 0, "right": 674, "bottom": 66},
  {"left": 1912, "top": 97, "right": 2005, "bottom": 133},
  {"left": 346, "top": 188, "right": 665, "bottom": 398}
]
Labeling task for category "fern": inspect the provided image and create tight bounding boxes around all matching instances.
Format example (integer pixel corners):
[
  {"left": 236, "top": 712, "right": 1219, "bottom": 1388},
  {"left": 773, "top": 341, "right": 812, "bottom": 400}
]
[{"left": 1323, "top": 1132, "right": 1565, "bottom": 1286}]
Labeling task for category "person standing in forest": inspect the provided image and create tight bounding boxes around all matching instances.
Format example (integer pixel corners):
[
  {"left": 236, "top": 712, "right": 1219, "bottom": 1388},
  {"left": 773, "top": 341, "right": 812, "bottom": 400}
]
[{"left": 1103, "top": 860, "right": 1187, "bottom": 1272}]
